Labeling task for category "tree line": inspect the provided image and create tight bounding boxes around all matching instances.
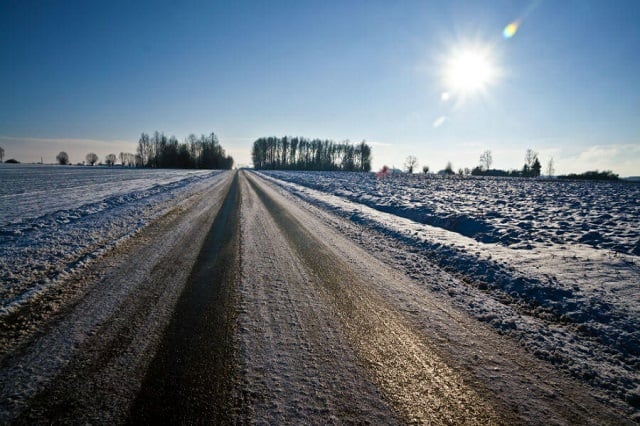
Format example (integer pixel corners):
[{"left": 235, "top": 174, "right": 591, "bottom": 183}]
[
  {"left": 403, "top": 149, "right": 620, "bottom": 181},
  {"left": 558, "top": 170, "right": 619, "bottom": 181},
  {"left": 401, "top": 149, "right": 545, "bottom": 177},
  {"left": 136, "top": 131, "right": 233, "bottom": 169},
  {"left": 0, "top": 130, "right": 234, "bottom": 170},
  {"left": 45, "top": 131, "right": 233, "bottom": 169},
  {"left": 54, "top": 151, "right": 115, "bottom": 166},
  {"left": 252, "top": 136, "right": 371, "bottom": 171},
  {"left": 470, "top": 149, "right": 543, "bottom": 177}
]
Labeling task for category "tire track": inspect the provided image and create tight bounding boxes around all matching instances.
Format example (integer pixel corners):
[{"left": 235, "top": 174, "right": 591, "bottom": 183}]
[
  {"left": 128, "top": 172, "right": 242, "bottom": 424},
  {"left": 237, "top": 171, "right": 400, "bottom": 423}
]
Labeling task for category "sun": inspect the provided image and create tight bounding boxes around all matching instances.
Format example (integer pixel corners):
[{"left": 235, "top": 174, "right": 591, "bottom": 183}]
[{"left": 444, "top": 48, "right": 497, "bottom": 94}]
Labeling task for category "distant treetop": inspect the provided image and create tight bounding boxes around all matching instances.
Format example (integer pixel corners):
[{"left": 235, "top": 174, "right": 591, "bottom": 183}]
[{"left": 558, "top": 170, "right": 619, "bottom": 181}]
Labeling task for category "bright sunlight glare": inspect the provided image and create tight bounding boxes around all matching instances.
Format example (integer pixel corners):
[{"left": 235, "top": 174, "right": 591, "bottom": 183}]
[{"left": 445, "top": 49, "right": 497, "bottom": 94}]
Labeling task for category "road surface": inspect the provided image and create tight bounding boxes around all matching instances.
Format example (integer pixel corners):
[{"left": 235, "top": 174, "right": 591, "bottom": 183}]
[{"left": 0, "top": 170, "right": 629, "bottom": 424}]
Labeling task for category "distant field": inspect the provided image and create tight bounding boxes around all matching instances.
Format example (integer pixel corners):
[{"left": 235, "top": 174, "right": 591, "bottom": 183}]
[
  {"left": 263, "top": 170, "right": 640, "bottom": 255},
  {"left": 0, "top": 164, "right": 214, "bottom": 225}
]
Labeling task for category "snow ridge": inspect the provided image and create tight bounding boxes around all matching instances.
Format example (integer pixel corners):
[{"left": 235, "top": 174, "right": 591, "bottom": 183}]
[
  {"left": 263, "top": 171, "right": 640, "bottom": 255},
  {"left": 0, "top": 168, "right": 225, "bottom": 318}
]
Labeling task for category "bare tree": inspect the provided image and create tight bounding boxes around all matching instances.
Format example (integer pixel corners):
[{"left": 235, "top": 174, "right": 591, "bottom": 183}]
[
  {"left": 86, "top": 152, "right": 99, "bottom": 166},
  {"left": 119, "top": 152, "right": 136, "bottom": 167},
  {"left": 479, "top": 150, "right": 492, "bottom": 171},
  {"left": 522, "top": 149, "right": 539, "bottom": 177},
  {"left": 525, "top": 149, "right": 538, "bottom": 168},
  {"left": 546, "top": 157, "right": 555, "bottom": 177},
  {"left": 404, "top": 155, "right": 418, "bottom": 173},
  {"left": 0, "top": 146, "right": 4, "bottom": 162},
  {"left": 422, "top": 165, "right": 429, "bottom": 174},
  {"left": 105, "top": 153, "right": 117, "bottom": 166},
  {"left": 56, "top": 151, "right": 69, "bottom": 165}
]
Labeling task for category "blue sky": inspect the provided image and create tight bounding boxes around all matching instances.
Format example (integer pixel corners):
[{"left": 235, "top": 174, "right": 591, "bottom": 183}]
[{"left": 1, "top": 0, "right": 639, "bottom": 175}]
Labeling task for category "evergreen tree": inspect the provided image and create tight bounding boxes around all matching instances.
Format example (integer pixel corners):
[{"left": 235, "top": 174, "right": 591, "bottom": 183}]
[{"left": 531, "top": 158, "right": 542, "bottom": 177}]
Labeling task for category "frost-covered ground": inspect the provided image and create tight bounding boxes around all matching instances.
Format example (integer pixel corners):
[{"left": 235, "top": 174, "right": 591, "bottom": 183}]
[
  {"left": 263, "top": 171, "right": 640, "bottom": 255},
  {"left": 259, "top": 170, "right": 640, "bottom": 416},
  {"left": 0, "top": 164, "right": 225, "bottom": 317}
]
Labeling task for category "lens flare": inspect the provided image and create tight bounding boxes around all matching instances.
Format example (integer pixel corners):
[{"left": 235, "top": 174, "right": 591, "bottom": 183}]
[
  {"left": 503, "top": 21, "right": 519, "bottom": 39},
  {"left": 432, "top": 116, "right": 447, "bottom": 128}
]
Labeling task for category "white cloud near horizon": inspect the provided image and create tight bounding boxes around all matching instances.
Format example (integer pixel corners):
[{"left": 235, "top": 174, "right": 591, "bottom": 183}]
[
  {"left": 365, "top": 140, "right": 393, "bottom": 147},
  {"left": 485, "top": 144, "right": 639, "bottom": 177},
  {"left": 0, "top": 136, "right": 132, "bottom": 145},
  {"left": 559, "top": 144, "right": 640, "bottom": 177}
]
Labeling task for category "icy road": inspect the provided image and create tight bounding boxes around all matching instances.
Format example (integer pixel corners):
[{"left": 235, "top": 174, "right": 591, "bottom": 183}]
[{"left": 0, "top": 170, "right": 634, "bottom": 424}]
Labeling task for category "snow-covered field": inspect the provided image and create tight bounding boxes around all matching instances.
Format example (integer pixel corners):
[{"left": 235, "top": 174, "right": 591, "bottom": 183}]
[
  {"left": 0, "top": 164, "right": 226, "bottom": 318},
  {"left": 263, "top": 171, "right": 640, "bottom": 255},
  {"left": 259, "top": 170, "right": 640, "bottom": 416}
]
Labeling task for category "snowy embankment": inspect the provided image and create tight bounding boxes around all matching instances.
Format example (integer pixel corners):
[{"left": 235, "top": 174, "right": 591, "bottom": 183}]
[
  {"left": 259, "top": 170, "right": 640, "bottom": 415},
  {"left": 0, "top": 165, "right": 225, "bottom": 318}
]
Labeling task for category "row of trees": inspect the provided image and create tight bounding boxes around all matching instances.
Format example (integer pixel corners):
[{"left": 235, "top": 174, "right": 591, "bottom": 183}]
[
  {"left": 402, "top": 149, "right": 549, "bottom": 177},
  {"left": 137, "top": 131, "right": 233, "bottom": 169},
  {"left": 54, "top": 151, "right": 116, "bottom": 166},
  {"left": 469, "top": 149, "right": 544, "bottom": 177},
  {"left": 558, "top": 170, "right": 619, "bottom": 181},
  {"left": 252, "top": 136, "right": 372, "bottom": 171},
  {"left": 48, "top": 131, "right": 233, "bottom": 170}
]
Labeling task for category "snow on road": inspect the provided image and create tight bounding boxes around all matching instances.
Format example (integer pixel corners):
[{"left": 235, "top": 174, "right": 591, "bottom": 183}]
[
  {"left": 258, "top": 170, "right": 640, "bottom": 420},
  {"left": 238, "top": 173, "right": 403, "bottom": 423}
]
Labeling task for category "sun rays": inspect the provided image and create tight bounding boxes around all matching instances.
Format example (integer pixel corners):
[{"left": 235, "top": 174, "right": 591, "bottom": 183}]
[{"left": 443, "top": 46, "right": 499, "bottom": 98}]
